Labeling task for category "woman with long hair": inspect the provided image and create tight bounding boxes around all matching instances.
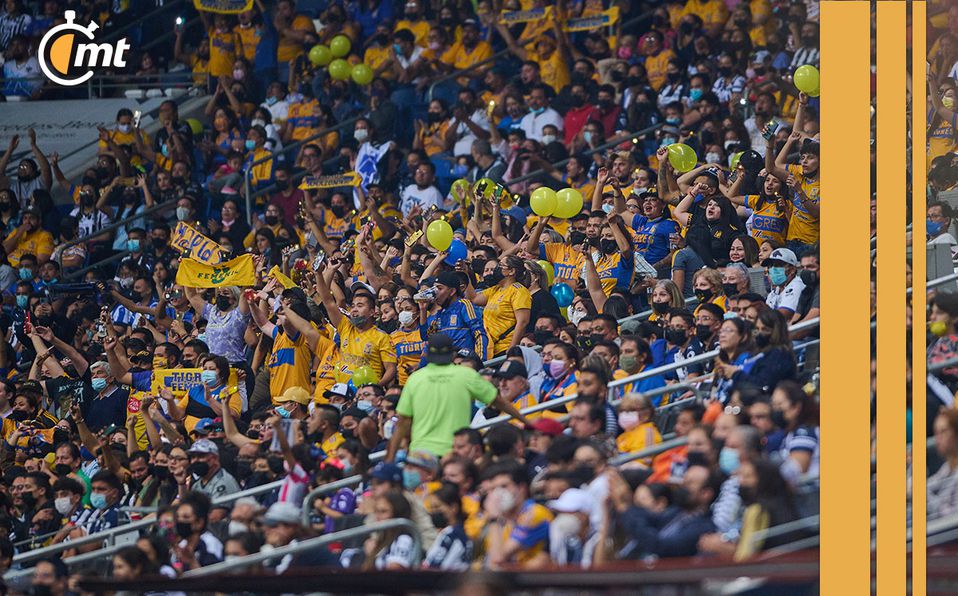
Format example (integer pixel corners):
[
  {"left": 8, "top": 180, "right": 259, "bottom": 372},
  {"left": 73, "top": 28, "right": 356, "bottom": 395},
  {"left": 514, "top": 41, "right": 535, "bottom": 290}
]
[
  {"left": 539, "top": 341, "right": 580, "bottom": 415},
  {"left": 361, "top": 490, "right": 418, "bottom": 570},
  {"left": 423, "top": 482, "right": 474, "bottom": 570},
  {"left": 712, "top": 317, "right": 753, "bottom": 404},
  {"left": 692, "top": 268, "right": 729, "bottom": 313},
  {"left": 727, "top": 234, "right": 760, "bottom": 267},
  {"left": 675, "top": 187, "right": 742, "bottom": 267},
  {"left": 771, "top": 379, "right": 820, "bottom": 484},
  {"left": 525, "top": 260, "right": 562, "bottom": 324},
  {"left": 615, "top": 393, "right": 662, "bottom": 465},
  {"left": 467, "top": 254, "right": 532, "bottom": 357},
  {"left": 730, "top": 308, "right": 797, "bottom": 393},
  {"left": 733, "top": 457, "right": 800, "bottom": 560},
  {"left": 728, "top": 169, "right": 790, "bottom": 249},
  {"left": 929, "top": 407, "right": 958, "bottom": 520},
  {"left": 648, "top": 279, "right": 685, "bottom": 323}
]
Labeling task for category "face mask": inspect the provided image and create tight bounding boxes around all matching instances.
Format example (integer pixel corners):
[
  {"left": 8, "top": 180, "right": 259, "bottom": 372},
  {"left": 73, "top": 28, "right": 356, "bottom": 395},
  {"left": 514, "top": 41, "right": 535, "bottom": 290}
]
[
  {"left": 665, "top": 116, "right": 681, "bottom": 125},
  {"left": 452, "top": 163, "right": 469, "bottom": 177},
  {"left": 576, "top": 335, "right": 593, "bottom": 353},
  {"left": 754, "top": 332, "right": 772, "bottom": 348},
  {"left": 264, "top": 214, "right": 279, "bottom": 226},
  {"left": 92, "top": 378, "right": 108, "bottom": 392},
  {"left": 55, "top": 463, "right": 72, "bottom": 476},
  {"left": 722, "top": 283, "right": 739, "bottom": 297},
  {"left": 275, "top": 179, "right": 289, "bottom": 191},
  {"left": 90, "top": 492, "right": 109, "bottom": 510},
  {"left": 196, "top": 333, "right": 207, "bottom": 343},
  {"left": 54, "top": 496, "right": 74, "bottom": 515},
  {"left": 176, "top": 207, "right": 190, "bottom": 221},
  {"left": 398, "top": 310, "right": 415, "bottom": 326},
  {"left": 568, "top": 306, "right": 586, "bottom": 326},
  {"left": 266, "top": 96, "right": 279, "bottom": 106},
  {"left": 189, "top": 461, "right": 210, "bottom": 478},
  {"left": 228, "top": 520, "right": 248, "bottom": 537},
  {"left": 487, "top": 267, "right": 504, "bottom": 285},
  {"left": 8, "top": 410, "right": 28, "bottom": 422},
  {"left": 16, "top": 295, "right": 28, "bottom": 309},
  {"left": 599, "top": 239, "right": 618, "bottom": 254},
  {"left": 216, "top": 295, "right": 232, "bottom": 311},
  {"left": 769, "top": 266, "right": 788, "bottom": 286},
  {"left": 931, "top": 320, "right": 949, "bottom": 337},
  {"left": 695, "top": 324, "right": 713, "bottom": 341},
  {"left": 706, "top": 152, "right": 721, "bottom": 164},
  {"left": 619, "top": 354, "right": 638, "bottom": 373},
  {"left": 494, "top": 486, "right": 517, "bottom": 512},
  {"left": 694, "top": 288, "right": 713, "bottom": 302},
  {"left": 277, "top": 405, "right": 292, "bottom": 419},
  {"left": 19, "top": 267, "right": 32, "bottom": 280},
  {"left": 350, "top": 315, "right": 368, "bottom": 327},
  {"left": 354, "top": 129, "right": 369, "bottom": 142},
  {"left": 127, "top": 239, "right": 140, "bottom": 252},
  {"left": 719, "top": 447, "right": 740, "bottom": 474},
  {"left": 117, "top": 123, "right": 131, "bottom": 133},
  {"left": 771, "top": 409, "right": 788, "bottom": 428},
  {"left": 402, "top": 469, "right": 421, "bottom": 490},
  {"left": 175, "top": 521, "right": 194, "bottom": 538},
  {"left": 548, "top": 359, "right": 567, "bottom": 378},
  {"left": 618, "top": 410, "right": 641, "bottom": 430},
  {"left": 153, "top": 465, "right": 170, "bottom": 481},
  {"left": 161, "top": 144, "right": 169, "bottom": 158},
  {"left": 928, "top": 219, "right": 943, "bottom": 236},
  {"left": 660, "top": 137, "right": 677, "bottom": 148},
  {"left": 245, "top": 140, "right": 256, "bottom": 151},
  {"left": 533, "top": 329, "right": 554, "bottom": 345},
  {"left": 724, "top": 140, "right": 739, "bottom": 152},
  {"left": 945, "top": 96, "right": 956, "bottom": 109},
  {"left": 583, "top": 131, "right": 594, "bottom": 145},
  {"left": 201, "top": 370, "right": 218, "bottom": 386},
  {"left": 651, "top": 301, "right": 670, "bottom": 315},
  {"left": 542, "top": 134, "right": 556, "bottom": 145},
  {"left": 601, "top": 203, "right": 614, "bottom": 215},
  {"left": 689, "top": 88, "right": 704, "bottom": 101}
]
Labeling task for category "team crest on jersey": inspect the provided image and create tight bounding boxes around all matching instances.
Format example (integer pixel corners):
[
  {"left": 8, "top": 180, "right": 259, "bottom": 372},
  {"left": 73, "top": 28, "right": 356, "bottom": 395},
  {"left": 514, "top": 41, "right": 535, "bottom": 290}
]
[{"left": 449, "top": 315, "right": 458, "bottom": 326}]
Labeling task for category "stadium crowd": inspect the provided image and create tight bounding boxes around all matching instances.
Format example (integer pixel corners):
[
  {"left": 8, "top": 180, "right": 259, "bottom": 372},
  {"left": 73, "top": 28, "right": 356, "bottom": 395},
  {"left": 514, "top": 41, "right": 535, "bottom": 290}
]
[{"left": 0, "top": 0, "right": 822, "bottom": 590}]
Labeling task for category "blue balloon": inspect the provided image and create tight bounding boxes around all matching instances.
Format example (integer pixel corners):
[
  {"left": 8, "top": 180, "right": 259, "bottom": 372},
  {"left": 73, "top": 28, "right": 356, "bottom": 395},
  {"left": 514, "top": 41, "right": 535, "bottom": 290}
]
[
  {"left": 443, "top": 239, "right": 468, "bottom": 265},
  {"left": 551, "top": 282, "right": 574, "bottom": 307}
]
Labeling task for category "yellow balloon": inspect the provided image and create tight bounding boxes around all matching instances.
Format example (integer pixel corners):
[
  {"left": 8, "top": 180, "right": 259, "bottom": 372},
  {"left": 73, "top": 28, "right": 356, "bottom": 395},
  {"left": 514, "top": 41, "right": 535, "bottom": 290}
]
[
  {"left": 537, "top": 260, "right": 554, "bottom": 287},
  {"left": 553, "top": 188, "right": 583, "bottom": 219},
  {"left": 352, "top": 365, "right": 378, "bottom": 386},
  {"left": 474, "top": 178, "right": 496, "bottom": 200},
  {"left": 729, "top": 151, "right": 743, "bottom": 171},
  {"left": 667, "top": 143, "right": 698, "bottom": 173},
  {"left": 451, "top": 179, "right": 471, "bottom": 206},
  {"left": 793, "top": 65, "right": 820, "bottom": 96},
  {"left": 426, "top": 219, "right": 454, "bottom": 251},
  {"left": 530, "top": 187, "right": 558, "bottom": 217}
]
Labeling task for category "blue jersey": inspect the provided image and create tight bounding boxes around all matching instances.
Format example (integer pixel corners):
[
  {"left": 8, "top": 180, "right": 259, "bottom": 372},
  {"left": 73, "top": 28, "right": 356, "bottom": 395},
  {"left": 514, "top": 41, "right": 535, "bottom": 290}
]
[
  {"left": 631, "top": 214, "right": 679, "bottom": 265},
  {"left": 422, "top": 299, "right": 489, "bottom": 360}
]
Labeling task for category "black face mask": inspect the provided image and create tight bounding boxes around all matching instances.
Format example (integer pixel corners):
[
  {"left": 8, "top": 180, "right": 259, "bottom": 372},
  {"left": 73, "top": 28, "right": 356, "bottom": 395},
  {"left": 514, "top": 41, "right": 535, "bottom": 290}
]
[
  {"left": 171, "top": 176, "right": 186, "bottom": 187},
  {"left": 331, "top": 205, "right": 347, "bottom": 218},
  {"left": 153, "top": 465, "right": 170, "bottom": 481},
  {"left": 651, "top": 301, "right": 670, "bottom": 315},
  {"left": 799, "top": 270, "right": 818, "bottom": 286},
  {"left": 275, "top": 179, "right": 289, "bottom": 191},
  {"left": 599, "top": 239, "right": 618, "bottom": 255},
  {"left": 626, "top": 75, "right": 643, "bottom": 88},
  {"left": 771, "top": 409, "right": 788, "bottom": 428},
  {"left": 245, "top": 471, "right": 271, "bottom": 487},
  {"left": 754, "top": 332, "right": 771, "bottom": 348},
  {"left": 427, "top": 112, "right": 443, "bottom": 123},
  {"left": 175, "top": 521, "right": 194, "bottom": 538},
  {"left": 188, "top": 461, "right": 210, "bottom": 478},
  {"left": 671, "top": 486, "right": 693, "bottom": 510},
  {"left": 82, "top": 175, "right": 99, "bottom": 187},
  {"left": 577, "top": 335, "right": 593, "bottom": 352},
  {"left": 487, "top": 267, "right": 504, "bottom": 285},
  {"left": 264, "top": 215, "right": 279, "bottom": 226},
  {"left": 598, "top": 99, "right": 614, "bottom": 110},
  {"left": 9, "top": 410, "right": 29, "bottom": 422},
  {"left": 533, "top": 329, "right": 555, "bottom": 345},
  {"left": 568, "top": 230, "right": 586, "bottom": 246},
  {"left": 471, "top": 259, "right": 486, "bottom": 277},
  {"left": 216, "top": 296, "right": 232, "bottom": 311},
  {"left": 430, "top": 511, "right": 448, "bottom": 530},
  {"left": 694, "top": 288, "right": 714, "bottom": 302},
  {"left": 610, "top": 70, "right": 624, "bottom": 83},
  {"left": 722, "top": 283, "right": 739, "bottom": 297},
  {"left": 570, "top": 95, "right": 585, "bottom": 108},
  {"left": 739, "top": 485, "right": 757, "bottom": 505},
  {"left": 695, "top": 324, "right": 714, "bottom": 341},
  {"left": 80, "top": 193, "right": 95, "bottom": 207},
  {"left": 718, "top": 66, "right": 733, "bottom": 77},
  {"left": 666, "top": 328, "right": 687, "bottom": 346},
  {"left": 341, "top": 427, "right": 355, "bottom": 440},
  {"left": 234, "top": 460, "right": 252, "bottom": 481},
  {"left": 55, "top": 463, "right": 72, "bottom": 476}
]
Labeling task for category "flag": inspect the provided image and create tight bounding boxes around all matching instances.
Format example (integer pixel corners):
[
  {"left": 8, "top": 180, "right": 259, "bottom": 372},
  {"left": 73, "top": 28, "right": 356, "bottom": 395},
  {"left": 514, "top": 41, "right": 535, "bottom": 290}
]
[{"left": 176, "top": 254, "right": 256, "bottom": 288}]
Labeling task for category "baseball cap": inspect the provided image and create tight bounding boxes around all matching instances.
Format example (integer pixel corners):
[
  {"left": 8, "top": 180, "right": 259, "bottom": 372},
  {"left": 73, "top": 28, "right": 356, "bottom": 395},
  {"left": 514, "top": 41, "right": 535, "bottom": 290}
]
[
  {"left": 493, "top": 359, "right": 528, "bottom": 380},
  {"left": 761, "top": 247, "right": 799, "bottom": 267},
  {"left": 263, "top": 501, "right": 302, "bottom": 526},
  {"left": 350, "top": 281, "right": 376, "bottom": 299},
  {"left": 369, "top": 462, "right": 403, "bottom": 484},
  {"left": 527, "top": 418, "right": 564, "bottom": 437},
  {"left": 276, "top": 386, "right": 312, "bottom": 406},
  {"left": 323, "top": 383, "right": 354, "bottom": 401},
  {"left": 502, "top": 206, "right": 527, "bottom": 227},
  {"left": 435, "top": 271, "right": 461, "bottom": 289},
  {"left": 404, "top": 450, "right": 439, "bottom": 473},
  {"left": 192, "top": 418, "right": 218, "bottom": 435},
  {"left": 547, "top": 488, "right": 594, "bottom": 515},
  {"left": 187, "top": 438, "right": 219, "bottom": 454},
  {"left": 426, "top": 333, "right": 455, "bottom": 364}
]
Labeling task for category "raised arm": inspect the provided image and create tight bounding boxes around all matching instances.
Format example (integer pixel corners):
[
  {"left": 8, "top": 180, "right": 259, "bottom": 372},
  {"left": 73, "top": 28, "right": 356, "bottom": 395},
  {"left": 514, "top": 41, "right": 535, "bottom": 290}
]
[
  {"left": 526, "top": 215, "right": 550, "bottom": 255},
  {"left": 490, "top": 202, "right": 516, "bottom": 252},
  {"left": 314, "top": 262, "right": 343, "bottom": 328},
  {"left": 27, "top": 129, "right": 52, "bottom": 190},
  {"left": 673, "top": 183, "right": 703, "bottom": 229},
  {"left": 220, "top": 391, "right": 255, "bottom": 448},
  {"left": 36, "top": 325, "right": 88, "bottom": 376},
  {"left": 103, "top": 336, "right": 134, "bottom": 386}
]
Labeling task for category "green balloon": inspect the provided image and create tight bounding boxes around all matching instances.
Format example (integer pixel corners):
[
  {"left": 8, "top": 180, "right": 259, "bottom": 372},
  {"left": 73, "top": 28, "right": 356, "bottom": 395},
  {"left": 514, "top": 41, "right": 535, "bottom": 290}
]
[
  {"left": 351, "top": 63, "right": 373, "bottom": 86},
  {"left": 308, "top": 45, "right": 332, "bottom": 66},
  {"left": 330, "top": 35, "right": 352, "bottom": 58},
  {"left": 328, "top": 59, "right": 351, "bottom": 81}
]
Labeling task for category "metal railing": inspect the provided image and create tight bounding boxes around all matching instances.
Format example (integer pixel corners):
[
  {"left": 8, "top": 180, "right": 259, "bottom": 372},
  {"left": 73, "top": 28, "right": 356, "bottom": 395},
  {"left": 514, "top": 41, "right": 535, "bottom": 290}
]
[{"left": 183, "top": 518, "right": 422, "bottom": 577}]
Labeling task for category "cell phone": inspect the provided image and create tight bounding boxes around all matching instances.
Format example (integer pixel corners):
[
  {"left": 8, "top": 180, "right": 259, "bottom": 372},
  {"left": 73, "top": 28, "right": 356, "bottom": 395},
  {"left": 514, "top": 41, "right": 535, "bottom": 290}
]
[
  {"left": 132, "top": 110, "right": 141, "bottom": 128},
  {"left": 761, "top": 121, "right": 780, "bottom": 141},
  {"left": 175, "top": 16, "right": 184, "bottom": 26},
  {"left": 118, "top": 177, "right": 135, "bottom": 186},
  {"left": 404, "top": 230, "right": 423, "bottom": 247},
  {"left": 311, "top": 252, "right": 326, "bottom": 270}
]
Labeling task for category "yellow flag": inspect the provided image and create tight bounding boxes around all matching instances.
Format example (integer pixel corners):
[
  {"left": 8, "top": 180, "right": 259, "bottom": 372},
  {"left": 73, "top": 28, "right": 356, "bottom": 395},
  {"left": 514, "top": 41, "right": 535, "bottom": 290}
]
[
  {"left": 268, "top": 265, "right": 297, "bottom": 289},
  {"left": 171, "top": 221, "right": 225, "bottom": 264},
  {"left": 176, "top": 254, "right": 256, "bottom": 288},
  {"left": 193, "top": 0, "right": 252, "bottom": 14},
  {"left": 299, "top": 172, "right": 363, "bottom": 190}
]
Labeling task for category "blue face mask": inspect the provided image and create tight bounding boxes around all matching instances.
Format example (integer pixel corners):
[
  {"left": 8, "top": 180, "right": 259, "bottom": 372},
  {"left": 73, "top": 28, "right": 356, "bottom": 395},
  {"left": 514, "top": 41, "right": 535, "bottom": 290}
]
[
  {"left": 660, "top": 137, "right": 677, "bottom": 147},
  {"left": 196, "top": 333, "right": 207, "bottom": 343},
  {"left": 666, "top": 116, "right": 681, "bottom": 125},
  {"left": 769, "top": 266, "right": 788, "bottom": 286},
  {"left": 127, "top": 239, "right": 140, "bottom": 252},
  {"left": 19, "top": 267, "right": 31, "bottom": 280},
  {"left": 342, "top": 460, "right": 354, "bottom": 474},
  {"left": 392, "top": 43, "right": 403, "bottom": 55},
  {"left": 583, "top": 131, "right": 593, "bottom": 144},
  {"left": 91, "top": 378, "right": 108, "bottom": 392},
  {"left": 452, "top": 164, "right": 469, "bottom": 177},
  {"left": 161, "top": 144, "right": 169, "bottom": 158},
  {"left": 719, "top": 447, "right": 739, "bottom": 474},
  {"left": 277, "top": 405, "right": 292, "bottom": 419},
  {"left": 928, "top": 219, "right": 943, "bottom": 236},
  {"left": 245, "top": 140, "right": 256, "bottom": 151},
  {"left": 601, "top": 203, "right": 614, "bottom": 214},
  {"left": 201, "top": 370, "right": 218, "bottom": 386},
  {"left": 689, "top": 88, "right": 704, "bottom": 101},
  {"left": 15, "top": 295, "right": 27, "bottom": 309},
  {"left": 402, "top": 469, "right": 421, "bottom": 491},
  {"left": 531, "top": 107, "right": 545, "bottom": 116},
  {"left": 45, "top": 278, "right": 57, "bottom": 286},
  {"left": 90, "top": 492, "right": 109, "bottom": 510},
  {"left": 265, "top": 96, "right": 278, "bottom": 106}
]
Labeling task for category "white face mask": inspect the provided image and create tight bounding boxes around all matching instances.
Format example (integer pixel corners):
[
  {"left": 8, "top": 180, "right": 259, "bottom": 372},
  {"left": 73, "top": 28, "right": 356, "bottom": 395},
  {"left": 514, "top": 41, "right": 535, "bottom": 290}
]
[
  {"left": 354, "top": 129, "right": 369, "bottom": 142},
  {"left": 550, "top": 512, "right": 583, "bottom": 546},
  {"left": 228, "top": 520, "right": 249, "bottom": 536},
  {"left": 251, "top": 118, "right": 266, "bottom": 128},
  {"left": 493, "top": 486, "right": 516, "bottom": 514},
  {"left": 705, "top": 152, "right": 721, "bottom": 164},
  {"left": 398, "top": 310, "right": 415, "bottom": 326},
  {"left": 176, "top": 207, "right": 190, "bottom": 221},
  {"left": 724, "top": 140, "right": 738, "bottom": 151},
  {"left": 568, "top": 306, "right": 586, "bottom": 326},
  {"left": 117, "top": 123, "right": 131, "bottom": 133},
  {"left": 55, "top": 496, "right": 74, "bottom": 515},
  {"left": 541, "top": 134, "right": 556, "bottom": 145}
]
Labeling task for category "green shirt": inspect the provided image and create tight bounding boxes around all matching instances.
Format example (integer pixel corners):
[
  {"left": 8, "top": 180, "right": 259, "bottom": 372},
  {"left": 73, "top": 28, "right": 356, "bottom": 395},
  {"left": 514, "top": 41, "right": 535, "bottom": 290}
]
[{"left": 396, "top": 363, "right": 498, "bottom": 457}]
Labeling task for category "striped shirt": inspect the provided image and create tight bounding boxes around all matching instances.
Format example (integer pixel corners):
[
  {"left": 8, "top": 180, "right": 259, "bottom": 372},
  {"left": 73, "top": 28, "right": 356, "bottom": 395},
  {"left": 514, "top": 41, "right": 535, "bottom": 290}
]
[
  {"left": 423, "top": 524, "right": 472, "bottom": 570},
  {"left": 712, "top": 75, "right": 747, "bottom": 103},
  {"left": 789, "top": 46, "right": 820, "bottom": 69},
  {"left": 0, "top": 12, "right": 31, "bottom": 50}
]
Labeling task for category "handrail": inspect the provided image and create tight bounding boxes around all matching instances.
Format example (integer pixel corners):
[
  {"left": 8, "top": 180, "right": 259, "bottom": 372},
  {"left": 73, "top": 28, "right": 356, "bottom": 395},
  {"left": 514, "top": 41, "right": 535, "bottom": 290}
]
[
  {"left": 747, "top": 514, "right": 820, "bottom": 550},
  {"left": 618, "top": 297, "right": 701, "bottom": 326},
  {"left": 928, "top": 356, "right": 958, "bottom": 373},
  {"left": 609, "top": 435, "right": 687, "bottom": 467},
  {"left": 923, "top": 271, "right": 958, "bottom": 293},
  {"left": 58, "top": 199, "right": 177, "bottom": 254},
  {"left": 301, "top": 474, "right": 365, "bottom": 526},
  {"left": 182, "top": 518, "right": 422, "bottom": 577}
]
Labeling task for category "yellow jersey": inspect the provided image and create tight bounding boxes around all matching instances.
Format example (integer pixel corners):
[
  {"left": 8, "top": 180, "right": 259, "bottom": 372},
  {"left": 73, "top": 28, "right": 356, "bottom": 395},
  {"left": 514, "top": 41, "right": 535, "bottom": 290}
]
[
  {"left": 8, "top": 228, "right": 54, "bottom": 266},
  {"left": 744, "top": 194, "right": 789, "bottom": 246},
  {"left": 390, "top": 326, "right": 425, "bottom": 386},
  {"left": 531, "top": 49, "right": 570, "bottom": 95},
  {"left": 234, "top": 23, "right": 260, "bottom": 62},
  {"left": 364, "top": 46, "right": 393, "bottom": 80},
  {"left": 784, "top": 164, "right": 820, "bottom": 245},
  {"left": 208, "top": 28, "right": 238, "bottom": 78},
  {"left": 394, "top": 19, "right": 430, "bottom": 46},
  {"left": 615, "top": 421, "right": 662, "bottom": 465},
  {"left": 277, "top": 15, "right": 315, "bottom": 62},
  {"left": 928, "top": 112, "right": 957, "bottom": 167},
  {"left": 322, "top": 431, "right": 345, "bottom": 456},
  {"left": 335, "top": 318, "right": 397, "bottom": 382},
  {"left": 540, "top": 242, "right": 584, "bottom": 286},
  {"left": 313, "top": 331, "right": 339, "bottom": 403},
  {"left": 245, "top": 147, "right": 274, "bottom": 189},
  {"left": 286, "top": 97, "right": 320, "bottom": 142},
  {"left": 480, "top": 283, "right": 532, "bottom": 356},
  {"left": 484, "top": 500, "right": 553, "bottom": 567},
  {"left": 680, "top": 0, "right": 729, "bottom": 31},
  {"left": 267, "top": 327, "right": 314, "bottom": 405},
  {"left": 645, "top": 49, "right": 675, "bottom": 91}
]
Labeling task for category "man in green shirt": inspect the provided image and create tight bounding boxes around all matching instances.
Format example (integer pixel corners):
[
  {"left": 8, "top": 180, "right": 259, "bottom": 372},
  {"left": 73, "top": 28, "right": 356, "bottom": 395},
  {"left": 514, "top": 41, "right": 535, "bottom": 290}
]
[{"left": 386, "top": 333, "right": 531, "bottom": 460}]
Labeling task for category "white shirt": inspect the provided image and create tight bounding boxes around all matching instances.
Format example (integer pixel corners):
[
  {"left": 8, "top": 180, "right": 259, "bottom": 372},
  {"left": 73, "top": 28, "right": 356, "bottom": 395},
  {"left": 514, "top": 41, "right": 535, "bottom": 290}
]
[
  {"left": 451, "top": 110, "right": 491, "bottom": 157},
  {"left": 520, "top": 107, "right": 563, "bottom": 143},
  {"left": 744, "top": 116, "right": 784, "bottom": 156},
  {"left": 765, "top": 274, "right": 806, "bottom": 314},
  {"left": 399, "top": 183, "right": 443, "bottom": 216},
  {"left": 261, "top": 98, "right": 290, "bottom": 124}
]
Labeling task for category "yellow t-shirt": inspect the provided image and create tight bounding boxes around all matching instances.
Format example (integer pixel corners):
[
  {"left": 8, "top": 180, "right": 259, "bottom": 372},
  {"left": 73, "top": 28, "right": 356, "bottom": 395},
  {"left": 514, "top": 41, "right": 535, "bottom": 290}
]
[
  {"left": 390, "top": 327, "right": 425, "bottom": 386},
  {"left": 784, "top": 164, "right": 820, "bottom": 245},
  {"left": 615, "top": 421, "right": 662, "bottom": 465},
  {"left": 394, "top": 19, "right": 430, "bottom": 47},
  {"left": 246, "top": 147, "right": 274, "bottom": 189},
  {"left": 416, "top": 121, "right": 450, "bottom": 157},
  {"left": 531, "top": 49, "right": 570, "bottom": 95},
  {"left": 278, "top": 15, "right": 315, "bottom": 63},
  {"left": 286, "top": 97, "right": 320, "bottom": 142},
  {"left": 322, "top": 431, "right": 345, "bottom": 455},
  {"left": 335, "top": 318, "right": 397, "bottom": 382},
  {"left": 484, "top": 500, "right": 554, "bottom": 567},
  {"left": 451, "top": 41, "right": 493, "bottom": 71},
  {"left": 267, "top": 327, "right": 314, "bottom": 405},
  {"left": 928, "top": 112, "right": 957, "bottom": 167},
  {"left": 645, "top": 49, "right": 675, "bottom": 91},
  {"left": 208, "top": 28, "right": 238, "bottom": 78},
  {"left": 190, "top": 55, "right": 209, "bottom": 87},
  {"left": 480, "top": 283, "right": 532, "bottom": 356},
  {"left": 364, "top": 46, "right": 393, "bottom": 80},
  {"left": 681, "top": 0, "right": 729, "bottom": 31},
  {"left": 313, "top": 330, "right": 340, "bottom": 402},
  {"left": 8, "top": 228, "right": 54, "bottom": 266},
  {"left": 234, "top": 23, "right": 260, "bottom": 62},
  {"left": 541, "top": 242, "right": 585, "bottom": 286}
]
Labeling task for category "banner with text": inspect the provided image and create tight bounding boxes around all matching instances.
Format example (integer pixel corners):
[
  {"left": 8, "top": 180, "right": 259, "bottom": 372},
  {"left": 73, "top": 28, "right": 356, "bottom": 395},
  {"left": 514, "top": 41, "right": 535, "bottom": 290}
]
[
  {"left": 176, "top": 254, "right": 256, "bottom": 288},
  {"left": 152, "top": 368, "right": 241, "bottom": 398},
  {"left": 193, "top": 0, "right": 252, "bottom": 14},
  {"left": 172, "top": 221, "right": 225, "bottom": 264},
  {"left": 299, "top": 172, "right": 363, "bottom": 190}
]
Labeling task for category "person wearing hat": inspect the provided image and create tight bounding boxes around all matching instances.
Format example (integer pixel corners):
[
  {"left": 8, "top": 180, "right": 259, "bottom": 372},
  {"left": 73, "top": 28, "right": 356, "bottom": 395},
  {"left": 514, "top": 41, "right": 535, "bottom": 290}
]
[
  {"left": 488, "top": 359, "right": 536, "bottom": 419},
  {"left": 762, "top": 248, "right": 805, "bottom": 321},
  {"left": 402, "top": 450, "right": 441, "bottom": 498},
  {"left": 386, "top": 333, "right": 530, "bottom": 462},
  {"left": 423, "top": 270, "right": 489, "bottom": 359},
  {"left": 315, "top": 263, "right": 398, "bottom": 387},
  {"left": 621, "top": 185, "right": 681, "bottom": 277},
  {"left": 5, "top": 207, "right": 53, "bottom": 267},
  {"left": 186, "top": 438, "right": 240, "bottom": 498},
  {"left": 261, "top": 501, "right": 339, "bottom": 571},
  {"left": 450, "top": 19, "right": 493, "bottom": 83},
  {"left": 767, "top": 94, "right": 819, "bottom": 255},
  {"left": 274, "top": 386, "right": 311, "bottom": 420},
  {"left": 546, "top": 487, "right": 596, "bottom": 566}
]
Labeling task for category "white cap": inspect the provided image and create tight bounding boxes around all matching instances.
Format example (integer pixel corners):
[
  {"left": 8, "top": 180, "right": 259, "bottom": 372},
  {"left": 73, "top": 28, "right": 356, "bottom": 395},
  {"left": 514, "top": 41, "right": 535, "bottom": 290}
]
[
  {"left": 547, "top": 488, "right": 594, "bottom": 515},
  {"left": 760, "top": 247, "right": 799, "bottom": 267}
]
